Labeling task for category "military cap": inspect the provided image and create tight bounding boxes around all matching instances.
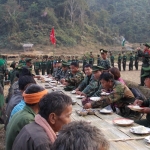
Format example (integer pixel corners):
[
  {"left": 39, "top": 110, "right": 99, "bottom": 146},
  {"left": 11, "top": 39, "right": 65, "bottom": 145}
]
[
  {"left": 100, "top": 49, "right": 108, "bottom": 54},
  {"left": 92, "top": 66, "right": 104, "bottom": 72},
  {"left": 62, "top": 62, "right": 70, "bottom": 67},
  {"left": 10, "top": 61, "right": 16, "bottom": 68},
  {"left": 143, "top": 43, "right": 150, "bottom": 48},
  {"left": 25, "top": 58, "right": 32, "bottom": 63}
]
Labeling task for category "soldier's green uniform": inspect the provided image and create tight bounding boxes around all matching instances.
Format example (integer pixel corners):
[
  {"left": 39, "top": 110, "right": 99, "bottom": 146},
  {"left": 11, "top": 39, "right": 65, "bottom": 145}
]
[
  {"left": 41, "top": 59, "right": 47, "bottom": 75},
  {"left": 129, "top": 53, "right": 134, "bottom": 71},
  {"left": 99, "top": 49, "right": 111, "bottom": 70},
  {"left": 71, "top": 56, "right": 75, "bottom": 63},
  {"left": 75, "top": 56, "right": 79, "bottom": 64},
  {"left": 134, "top": 52, "right": 139, "bottom": 70},
  {"left": 46, "top": 58, "right": 52, "bottom": 75},
  {"left": 97, "top": 55, "right": 101, "bottom": 66},
  {"left": 0, "top": 83, "right": 4, "bottom": 123},
  {"left": 82, "top": 55, "right": 87, "bottom": 71},
  {"left": 64, "top": 70, "right": 84, "bottom": 91},
  {"left": 122, "top": 54, "right": 127, "bottom": 71},
  {"left": 89, "top": 55, "right": 94, "bottom": 66},
  {"left": 118, "top": 54, "right": 122, "bottom": 71},
  {"left": 67, "top": 56, "right": 72, "bottom": 64},
  {"left": 33, "top": 59, "right": 41, "bottom": 75},
  {"left": 137, "top": 44, "right": 150, "bottom": 85},
  {"left": 8, "top": 61, "right": 17, "bottom": 84},
  {"left": 19, "top": 58, "right": 26, "bottom": 66},
  {"left": 0, "top": 59, "right": 7, "bottom": 88},
  {"left": 91, "top": 81, "right": 135, "bottom": 117},
  {"left": 110, "top": 53, "right": 114, "bottom": 67}
]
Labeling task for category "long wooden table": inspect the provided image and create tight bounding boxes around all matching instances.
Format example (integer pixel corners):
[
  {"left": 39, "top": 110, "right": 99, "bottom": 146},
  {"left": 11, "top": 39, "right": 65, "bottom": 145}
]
[{"left": 37, "top": 78, "right": 150, "bottom": 150}]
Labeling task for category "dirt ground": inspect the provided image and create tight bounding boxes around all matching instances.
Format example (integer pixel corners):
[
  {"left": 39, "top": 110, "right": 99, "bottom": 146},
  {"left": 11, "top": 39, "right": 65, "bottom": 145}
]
[{"left": 0, "top": 63, "right": 142, "bottom": 150}]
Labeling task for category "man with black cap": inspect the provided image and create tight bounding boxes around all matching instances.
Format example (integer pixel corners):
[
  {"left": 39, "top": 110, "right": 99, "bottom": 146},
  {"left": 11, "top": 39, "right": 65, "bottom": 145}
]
[
  {"left": 99, "top": 49, "right": 111, "bottom": 70},
  {"left": 137, "top": 43, "right": 150, "bottom": 85}
]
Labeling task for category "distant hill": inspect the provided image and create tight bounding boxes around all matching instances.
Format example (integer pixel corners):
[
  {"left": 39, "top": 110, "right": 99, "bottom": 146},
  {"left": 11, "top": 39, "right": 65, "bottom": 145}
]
[{"left": 0, "top": 0, "right": 149, "bottom": 50}]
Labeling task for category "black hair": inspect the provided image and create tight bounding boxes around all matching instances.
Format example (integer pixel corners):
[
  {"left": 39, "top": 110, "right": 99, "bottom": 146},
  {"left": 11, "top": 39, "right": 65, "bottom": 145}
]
[
  {"left": 51, "top": 121, "right": 109, "bottom": 150},
  {"left": 84, "top": 64, "right": 92, "bottom": 69},
  {"left": 19, "top": 67, "right": 32, "bottom": 77},
  {"left": 18, "top": 75, "right": 36, "bottom": 91},
  {"left": 25, "top": 84, "right": 45, "bottom": 94},
  {"left": 99, "top": 72, "right": 114, "bottom": 82},
  {"left": 39, "top": 92, "right": 72, "bottom": 120},
  {"left": 109, "top": 67, "right": 120, "bottom": 80},
  {"left": 70, "top": 62, "right": 79, "bottom": 68}
]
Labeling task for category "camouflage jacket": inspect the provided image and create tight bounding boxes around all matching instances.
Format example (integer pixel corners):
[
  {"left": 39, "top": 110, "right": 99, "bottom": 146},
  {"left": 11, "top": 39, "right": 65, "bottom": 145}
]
[
  {"left": 91, "top": 81, "right": 135, "bottom": 108},
  {"left": 91, "top": 82, "right": 102, "bottom": 97},
  {"left": 100, "top": 59, "right": 111, "bottom": 70},
  {"left": 65, "top": 70, "right": 84, "bottom": 88},
  {"left": 78, "top": 74, "right": 94, "bottom": 91},
  {"left": 54, "top": 67, "right": 62, "bottom": 79},
  {"left": 55, "top": 69, "right": 70, "bottom": 80},
  {"left": 82, "top": 78, "right": 99, "bottom": 97}
]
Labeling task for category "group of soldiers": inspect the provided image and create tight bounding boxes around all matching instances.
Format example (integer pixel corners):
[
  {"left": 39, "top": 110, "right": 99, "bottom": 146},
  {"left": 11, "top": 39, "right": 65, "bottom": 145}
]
[{"left": 110, "top": 52, "right": 139, "bottom": 71}]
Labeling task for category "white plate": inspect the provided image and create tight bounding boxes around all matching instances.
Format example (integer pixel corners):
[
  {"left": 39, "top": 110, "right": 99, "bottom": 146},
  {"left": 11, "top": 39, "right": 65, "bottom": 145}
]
[
  {"left": 113, "top": 118, "right": 134, "bottom": 126},
  {"left": 128, "top": 105, "right": 144, "bottom": 111},
  {"left": 130, "top": 126, "right": 150, "bottom": 134},
  {"left": 71, "top": 90, "right": 76, "bottom": 94},
  {"left": 144, "top": 136, "right": 150, "bottom": 143},
  {"left": 76, "top": 95, "right": 85, "bottom": 99},
  {"left": 100, "top": 109, "right": 113, "bottom": 114},
  {"left": 101, "top": 92, "right": 110, "bottom": 96},
  {"left": 90, "top": 97, "right": 100, "bottom": 101}
]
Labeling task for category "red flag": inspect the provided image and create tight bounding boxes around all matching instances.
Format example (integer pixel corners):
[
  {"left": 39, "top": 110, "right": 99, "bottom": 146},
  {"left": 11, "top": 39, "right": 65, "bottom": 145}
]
[{"left": 50, "top": 28, "right": 56, "bottom": 45}]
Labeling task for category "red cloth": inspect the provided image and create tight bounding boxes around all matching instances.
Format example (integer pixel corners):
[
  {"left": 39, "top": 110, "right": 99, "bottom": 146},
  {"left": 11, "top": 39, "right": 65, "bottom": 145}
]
[
  {"left": 144, "top": 48, "right": 150, "bottom": 55},
  {"left": 50, "top": 28, "right": 56, "bottom": 45}
]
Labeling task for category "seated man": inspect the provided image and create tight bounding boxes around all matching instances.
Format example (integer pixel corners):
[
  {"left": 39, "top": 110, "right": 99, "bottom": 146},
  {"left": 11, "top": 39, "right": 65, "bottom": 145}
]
[
  {"left": 63, "top": 62, "right": 84, "bottom": 91},
  {"left": 134, "top": 68, "right": 150, "bottom": 127},
  {"left": 84, "top": 72, "right": 135, "bottom": 117},
  {"left": 55, "top": 62, "right": 70, "bottom": 82},
  {"left": 54, "top": 60, "right": 62, "bottom": 79},
  {"left": 51, "top": 121, "right": 109, "bottom": 150},
  {"left": 76, "top": 65, "right": 103, "bottom": 97},
  {"left": 12, "top": 92, "right": 72, "bottom": 150}
]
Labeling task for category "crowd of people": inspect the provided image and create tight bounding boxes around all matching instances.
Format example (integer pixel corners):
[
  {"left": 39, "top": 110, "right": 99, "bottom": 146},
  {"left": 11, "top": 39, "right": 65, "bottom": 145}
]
[{"left": 0, "top": 44, "right": 150, "bottom": 149}]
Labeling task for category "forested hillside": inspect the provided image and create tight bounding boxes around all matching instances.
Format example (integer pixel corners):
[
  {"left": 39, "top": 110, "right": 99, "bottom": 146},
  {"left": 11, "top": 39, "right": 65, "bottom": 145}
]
[{"left": 0, "top": 0, "right": 150, "bottom": 49}]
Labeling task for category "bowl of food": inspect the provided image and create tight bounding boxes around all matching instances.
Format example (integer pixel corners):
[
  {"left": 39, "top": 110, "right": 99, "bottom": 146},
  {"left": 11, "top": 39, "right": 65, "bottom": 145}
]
[
  {"left": 71, "top": 90, "right": 76, "bottom": 94},
  {"left": 76, "top": 110, "right": 88, "bottom": 116},
  {"left": 130, "top": 126, "right": 150, "bottom": 134},
  {"left": 100, "top": 109, "right": 113, "bottom": 114},
  {"left": 128, "top": 105, "right": 144, "bottom": 112},
  {"left": 90, "top": 97, "right": 100, "bottom": 101},
  {"left": 76, "top": 95, "right": 85, "bottom": 99}
]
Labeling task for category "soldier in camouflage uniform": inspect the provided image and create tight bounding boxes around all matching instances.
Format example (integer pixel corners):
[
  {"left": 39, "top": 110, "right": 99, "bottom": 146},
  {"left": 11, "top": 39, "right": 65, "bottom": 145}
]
[
  {"left": 137, "top": 44, "right": 150, "bottom": 85},
  {"left": 46, "top": 57, "right": 52, "bottom": 75},
  {"left": 118, "top": 53, "right": 122, "bottom": 71},
  {"left": 99, "top": 49, "right": 111, "bottom": 70},
  {"left": 110, "top": 53, "right": 114, "bottom": 67},
  {"left": 63, "top": 62, "right": 84, "bottom": 91},
  {"left": 76, "top": 65, "right": 103, "bottom": 97},
  {"left": 41, "top": 59, "right": 47, "bottom": 75},
  {"left": 33, "top": 58, "right": 41, "bottom": 75},
  {"left": 67, "top": 56, "right": 72, "bottom": 64},
  {"left": 75, "top": 56, "right": 79, "bottom": 64},
  {"left": 122, "top": 53, "right": 127, "bottom": 71},
  {"left": 97, "top": 55, "right": 101, "bottom": 66},
  {"left": 54, "top": 60, "right": 63, "bottom": 80},
  {"left": 129, "top": 53, "right": 134, "bottom": 71},
  {"left": 134, "top": 52, "right": 139, "bottom": 70},
  {"left": 84, "top": 72, "right": 135, "bottom": 117}
]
